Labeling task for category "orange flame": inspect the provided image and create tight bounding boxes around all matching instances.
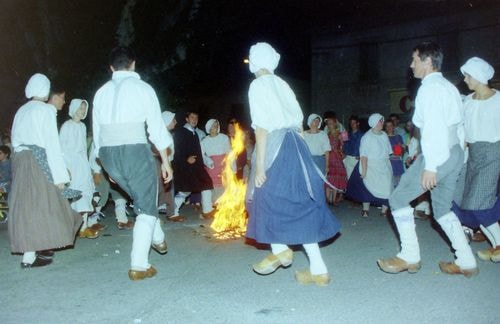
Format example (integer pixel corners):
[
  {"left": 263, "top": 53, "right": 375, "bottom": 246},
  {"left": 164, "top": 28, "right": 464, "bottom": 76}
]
[{"left": 210, "top": 123, "right": 247, "bottom": 239}]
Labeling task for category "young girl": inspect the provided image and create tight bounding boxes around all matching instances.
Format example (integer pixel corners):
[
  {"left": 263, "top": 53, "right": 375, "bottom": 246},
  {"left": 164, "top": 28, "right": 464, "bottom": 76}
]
[
  {"left": 60, "top": 99, "right": 99, "bottom": 239},
  {"left": 325, "top": 118, "right": 347, "bottom": 205}
]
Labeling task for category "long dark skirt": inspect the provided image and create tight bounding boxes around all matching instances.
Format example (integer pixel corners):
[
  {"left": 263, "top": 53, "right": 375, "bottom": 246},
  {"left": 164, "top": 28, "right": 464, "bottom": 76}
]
[
  {"left": 246, "top": 131, "right": 341, "bottom": 245},
  {"left": 8, "top": 151, "right": 81, "bottom": 253},
  {"left": 345, "top": 163, "right": 388, "bottom": 206}
]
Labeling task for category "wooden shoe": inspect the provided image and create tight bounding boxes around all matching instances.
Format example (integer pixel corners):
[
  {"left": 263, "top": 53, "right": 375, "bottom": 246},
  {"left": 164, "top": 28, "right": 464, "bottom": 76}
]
[
  {"left": 477, "top": 247, "right": 495, "bottom": 261},
  {"left": 438, "top": 261, "right": 479, "bottom": 278},
  {"left": 152, "top": 241, "right": 168, "bottom": 254},
  {"left": 491, "top": 246, "right": 500, "bottom": 263},
  {"left": 377, "top": 256, "right": 421, "bottom": 274},
  {"left": 200, "top": 209, "right": 216, "bottom": 220},
  {"left": 90, "top": 223, "right": 106, "bottom": 231},
  {"left": 167, "top": 215, "right": 185, "bottom": 222},
  {"left": 294, "top": 269, "right": 331, "bottom": 286},
  {"left": 253, "top": 249, "right": 293, "bottom": 275},
  {"left": 128, "top": 266, "right": 157, "bottom": 281},
  {"left": 117, "top": 220, "right": 134, "bottom": 230},
  {"left": 78, "top": 227, "right": 100, "bottom": 239},
  {"left": 361, "top": 210, "right": 369, "bottom": 218}
]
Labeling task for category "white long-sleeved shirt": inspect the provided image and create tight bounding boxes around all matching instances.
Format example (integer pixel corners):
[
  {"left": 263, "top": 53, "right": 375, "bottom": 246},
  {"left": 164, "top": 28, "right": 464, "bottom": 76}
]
[
  {"left": 464, "top": 90, "right": 500, "bottom": 143},
  {"left": 248, "top": 74, "right": 303, "bottom": 133},
  {"left": 92, "top": 70, "right": 172, "bottom": 156},
  {"left": 303, "top": 131, "right": 331, "bottom": 156},
  {"left": 412, "top": 72, "right": 463, "bottom": 172},
  {"left": 11, "top": 101, "right": 70, "bottom": 184}
]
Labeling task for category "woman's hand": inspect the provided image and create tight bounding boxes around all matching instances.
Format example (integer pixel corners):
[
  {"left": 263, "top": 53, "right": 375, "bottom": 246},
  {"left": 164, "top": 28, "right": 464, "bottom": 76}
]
[{"left": 255, "top": 167, "right": 267, "bottom": 188}]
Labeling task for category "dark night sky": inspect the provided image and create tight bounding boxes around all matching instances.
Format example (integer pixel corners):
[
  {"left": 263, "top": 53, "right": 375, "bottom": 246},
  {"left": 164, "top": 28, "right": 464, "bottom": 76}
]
[{"left": 0, "top": 0, "right": 496, "bottom": 129}]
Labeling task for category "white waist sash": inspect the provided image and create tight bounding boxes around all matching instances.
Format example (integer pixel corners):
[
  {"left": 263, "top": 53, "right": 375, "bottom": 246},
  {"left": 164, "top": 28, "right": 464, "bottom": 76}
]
[{"left": 99, "top": 122, "right": 147, "bottom": 147}]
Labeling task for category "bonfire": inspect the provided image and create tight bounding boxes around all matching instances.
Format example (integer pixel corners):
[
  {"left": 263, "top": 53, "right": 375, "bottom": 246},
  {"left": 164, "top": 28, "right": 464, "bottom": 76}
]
[{"left": 210, "top": 123, "right": 248, "bottom": 239}]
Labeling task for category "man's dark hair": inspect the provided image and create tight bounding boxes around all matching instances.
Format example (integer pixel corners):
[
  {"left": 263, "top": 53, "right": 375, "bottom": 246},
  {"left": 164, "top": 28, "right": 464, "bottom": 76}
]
[
  {"left": 185, "top": 111, "right": 199, "bottom": 119},
  {"left": 109, "top": 46, "right": 136, "bottom": 70},
  {"left": 349, "top": 115, "right": 360, "bottom": 123},
  {"left": 413, "top": 41, "right": 443, "bottom": 71},
  {"left": 48, "top": 84, "right": 65, "bottom": 101},
  {"left": 389, "top": 113, "right": 400, "bottom": 121},
  {"left": 323, "top": 110, "right": 337, "bottom": 120},
  {"left": 0, "top": 145, "right": 11, "bottom": 158}
]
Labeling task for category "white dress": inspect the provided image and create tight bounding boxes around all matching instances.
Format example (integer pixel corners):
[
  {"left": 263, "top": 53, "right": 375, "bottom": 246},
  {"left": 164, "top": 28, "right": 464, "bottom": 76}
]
[
  {"left": 359, "top": 130, "right": 393, "bottom": 199},
  {"left": 59, "top": 120, "right": 95, "bottom": 212}
]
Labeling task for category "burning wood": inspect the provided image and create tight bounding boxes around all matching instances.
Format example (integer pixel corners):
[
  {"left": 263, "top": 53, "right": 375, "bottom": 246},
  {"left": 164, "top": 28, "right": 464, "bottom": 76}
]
[{"left": 210, "top": 123, "right": 247, "bottom": 239}]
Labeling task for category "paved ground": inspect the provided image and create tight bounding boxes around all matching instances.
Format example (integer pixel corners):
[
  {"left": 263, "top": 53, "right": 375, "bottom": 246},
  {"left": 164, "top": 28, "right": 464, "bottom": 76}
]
[{"left": 0, "top": 202, "right": 498, "bottom": 324}]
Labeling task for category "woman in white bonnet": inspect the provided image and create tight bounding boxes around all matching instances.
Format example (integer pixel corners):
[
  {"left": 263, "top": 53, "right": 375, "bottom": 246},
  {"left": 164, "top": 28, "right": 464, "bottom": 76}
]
[
  {"left": 60, "top": 99, "right": 100, "bottom": 239},
  {"left": 452, "top": 57, "right": 500, "bottom": 263},
  {"left": 200, "top": 118, "right": 231, "bottom": 203},
  {"left": 9, "top": 73, "right": 81, "bottom": 268},
  {"left": 345, "top": 113, "right": 393, "bottom": 217},
  {"left": 245, "top": 42, "right": 341, "bottom": 286},
  {"left": 303, "top": 113, "right": 331, "bottom": 175}
]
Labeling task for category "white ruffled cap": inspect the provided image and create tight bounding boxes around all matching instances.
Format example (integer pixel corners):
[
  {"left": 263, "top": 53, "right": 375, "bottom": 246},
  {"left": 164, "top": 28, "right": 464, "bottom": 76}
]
[
  {"left": 248, "top": 42, "right": 281, "bottom": 74},
  {"left": 161, "top": 111, "right": 175, "bottom": 126},
  {"left": 25, "top": 73, "right": 50, "bottom": 99},
  {"left": 68, "top": 99, "right": 89, "bottom": 119},
  {"left": 460, "top": 57, "right": 494, "bottom": 85},
  {"left": 307, "top": 113, "right": 322, "bottom": 128},
  {"left": 368, "top": 113, "right": 384, "bottom": 128},
  {"left": 205, "top": 118, "right": 219, "bottom": 134}
]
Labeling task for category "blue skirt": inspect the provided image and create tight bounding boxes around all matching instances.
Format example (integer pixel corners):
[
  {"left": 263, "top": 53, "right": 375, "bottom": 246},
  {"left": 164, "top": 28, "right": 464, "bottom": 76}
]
[
  {"left": 452, "top": 197, "right": 500, "bottom": 229},
  {"left": 345, "top": 163, "right": 388, "bottom": 206},
  {"left": 246, "top": 131, "right": 341, "bottom": 244}
]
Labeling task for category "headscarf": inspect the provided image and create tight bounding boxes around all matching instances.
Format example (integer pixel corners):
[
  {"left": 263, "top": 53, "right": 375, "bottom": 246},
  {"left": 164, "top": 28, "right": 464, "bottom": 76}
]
[
  {"left": 25, "top": 73, "right": 50, "bottom": 99},
  {"left": 248, "top": 42, "right": 280, "bottom": 74},
  {"left": 368, "top": 113, "right": 384, "bottom": 128},
  {"left": 307, "top": 113, "right": 322, "bottom": 129},
  {"left": 460, "top": 57, "right": 494, "bottom": 85},
  {"left": 205, "top": 119, "right": 219, "bottom": 134},
  {"left": 161, "top": 111, "right": 175, "bottom": 127},
  {"left": 68, "top": 99, "right": 89, "bottom": 119}
]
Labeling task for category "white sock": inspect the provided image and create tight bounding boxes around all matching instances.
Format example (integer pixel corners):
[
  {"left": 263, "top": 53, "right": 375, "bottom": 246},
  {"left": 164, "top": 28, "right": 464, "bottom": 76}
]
[
  {"left": 173, "top": 192, "right": 190, "bottom": 216},
  {"left": 362, "top": 202, "right": 370, "bottom": 211},
  {"left": 80, "top": 213, "right": 89, "bottom": 231},
  {"left": 22, "top": 251, "right": 36, "bottom": 264},
  {"left": 114, "top": 198, "right": 128, "bottom": 223},
  {"left": 87, "top": 212, "right": 99, "bottom": 227},
  {"left": 393, "top": 206, "right": 421, "bottom": 263},
  {"left": 483, "top": 223, "right": 500, "bottom": 247},
  {"left": 415, "top": 201, "right": 431, "bottom": 215},
  {"left": 437, "top": 212, "right": 477, "bottom": 269},
  {"left": 271, "top": 243, "right": 289, "bottom": 255},
  {"left": 95, "top": 206, "right": 102, "bottom": 213},
  {"left": 381, "top": 205, "right": 388, "bottom": 214},
  {"left": 201, "top": 190, "right": 213, "bottom": 213},
  {"left": 152, "top": 218, "right": 165, "bottom": 245},
  {"left": 130, "top": 214, "right": 156, "bottom": 271},
  {"left": 303, "top": 243, "right": 328, "bottom": 275}
]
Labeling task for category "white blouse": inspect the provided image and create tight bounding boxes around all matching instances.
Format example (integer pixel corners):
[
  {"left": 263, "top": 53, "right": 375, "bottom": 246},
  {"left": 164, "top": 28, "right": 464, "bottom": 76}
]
[
  {"left": 464, "top": 90, "right": 500, "bottom": 143},
  {"left": 248, "top": 74, "right": 303, "bottom": 133},
  {"left": 11, "top": 101, "right": 69, "bottom": 184},
  {"left": 303, "top": 131, "right": 330, "bottom": 156},
  {"left": 360, "top": 130, "right": 392, "bottom": 160}
]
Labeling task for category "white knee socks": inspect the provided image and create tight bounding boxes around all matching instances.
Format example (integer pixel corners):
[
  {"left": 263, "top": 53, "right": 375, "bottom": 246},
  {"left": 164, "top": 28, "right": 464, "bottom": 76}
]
[
  {"left": 271, "top": 243, "right": 289, "bottom": 255},
  {"left": 362, "top": 202, "right": 370, "bottom": 211},
  {"left": 303, "top": 243, "right": 328, "bottom": 275},
  {"left": 201, "top": 190, "right": 213, "bottom": 213},
  {"left": 80, "top": 213, "right": 89, "bottom": 231},
  {"left": 114, "top": 198, "right": 128, "bottom": 223},
  {"left": 437, "top": 212, "right": 477, "bottom": 269},
  {"left": 173, "top": 191, "right": 190, "bottom": 216},
  {"left": 393, "top": 206, "right": 421, "bottom": 263},
  {"left": 481, "top": 223, "right": 500, "bottom": 247},
  {"left": 130, "top": 214, "right": 156, "bottom": 271},
  {"left": 152, "top": 218, "right": 165, "bottom": 245}
]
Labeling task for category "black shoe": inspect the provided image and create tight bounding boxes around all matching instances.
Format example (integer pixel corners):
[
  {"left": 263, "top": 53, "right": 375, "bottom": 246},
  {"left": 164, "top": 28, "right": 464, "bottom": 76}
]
[
  {"left": 21, "top": 256, "right": 53, "bottom": 269},
  {"left": 38, "top": 250, "right": 55, "bottom": 259}
]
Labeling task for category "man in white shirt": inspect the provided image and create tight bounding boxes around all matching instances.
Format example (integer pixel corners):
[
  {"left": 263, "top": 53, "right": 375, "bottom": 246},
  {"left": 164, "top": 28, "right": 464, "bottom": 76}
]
[
  {"left": 93, "top": 47, "right": 173, "bottom": 281},
  {"left": 378, "top": 42, "right": 477, "bottom": 277}
]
